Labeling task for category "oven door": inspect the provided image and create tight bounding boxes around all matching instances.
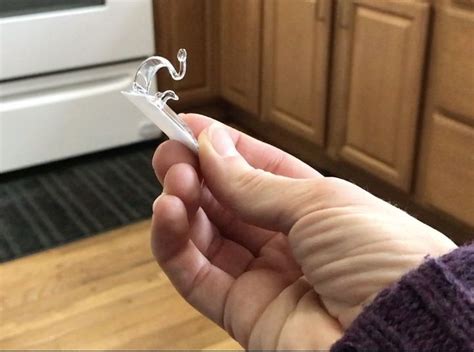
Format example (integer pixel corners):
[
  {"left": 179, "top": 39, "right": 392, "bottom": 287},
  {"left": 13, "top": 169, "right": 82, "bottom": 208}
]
[
  {"left": 0, "top": 61, "right": 161, "bottom": 173},
  {"left": 0, "top": 0, "right": 155, "bottom": 81}
]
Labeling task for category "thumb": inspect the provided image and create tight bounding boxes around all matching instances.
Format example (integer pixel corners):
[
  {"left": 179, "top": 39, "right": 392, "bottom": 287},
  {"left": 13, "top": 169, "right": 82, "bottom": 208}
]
[{"left": 198, "top": 123, "right": 320, "bottom": 234}]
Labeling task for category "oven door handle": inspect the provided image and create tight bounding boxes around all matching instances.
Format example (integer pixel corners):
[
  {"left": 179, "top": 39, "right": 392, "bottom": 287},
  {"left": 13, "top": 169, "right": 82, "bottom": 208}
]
[{"left": 1, "top": 74, "right": 131, "bottom": 112}]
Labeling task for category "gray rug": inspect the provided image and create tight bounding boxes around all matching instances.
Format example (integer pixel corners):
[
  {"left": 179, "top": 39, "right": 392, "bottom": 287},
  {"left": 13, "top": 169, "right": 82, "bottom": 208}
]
[{"left": 0, "top": 139, "right": 164, "bottom": 262}]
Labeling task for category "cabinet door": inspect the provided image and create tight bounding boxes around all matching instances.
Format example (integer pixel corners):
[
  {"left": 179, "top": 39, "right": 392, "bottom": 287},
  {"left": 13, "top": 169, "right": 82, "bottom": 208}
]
[
  {"left": 220, "top": 0, "right": 262, "bottom": 115},
  {"left": 328, "top": 0, "right": 429, "bottom": 190},
  {"left": 416, "top": 0, "right": 474, "bottom": 227},
  {"left": 154, "top": 0, "right": 218, "bottom": 108},
  {"left": 262, "top": 0, "right": 331, "bottom": 145}
]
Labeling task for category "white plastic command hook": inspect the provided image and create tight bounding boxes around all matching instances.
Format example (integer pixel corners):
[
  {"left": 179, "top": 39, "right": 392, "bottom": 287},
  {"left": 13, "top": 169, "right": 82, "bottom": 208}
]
[{"left": 122, "top": 49, "right": 199, "bottom": 153}]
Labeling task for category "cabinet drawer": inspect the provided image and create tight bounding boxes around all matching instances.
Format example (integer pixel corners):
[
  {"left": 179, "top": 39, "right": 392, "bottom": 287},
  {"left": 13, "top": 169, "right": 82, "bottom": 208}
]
[
  {"left": 0, "top": 62, "right": 159, "bottom": 173},
  {"left": 417, "top": 113, "right": 474, "bottom": 227}
]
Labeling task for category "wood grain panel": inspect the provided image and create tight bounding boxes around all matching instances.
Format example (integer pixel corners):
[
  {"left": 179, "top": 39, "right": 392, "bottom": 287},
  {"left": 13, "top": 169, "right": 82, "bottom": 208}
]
[
  {"left": 344, "top": 8, "right": 411, "bottom": 166},
  {"left": 419, "top": 113, "right": 474, "bottom": 226},
  {"left": 169, "top": 0, "right": 207, "bottom": 92},
  {"left": 432, "top": 1, "right": 474, "bottom": 122},
  {"left": 333, "top": 0, "right": 429, "bottom": 190},
  {"left": 220, "top": 0, "right": 262, "bottom": 115},
  {"left": 154, "top": 0, "right": 218, "bottom": 107},
  {"left": 262, "top": 0, "right": 331, "bottom": 145},
  {"left": 0, "top": 221, "right": 241, "bottom": 350},
  {"left": 417, "top": 0, "right": 474, "bottom": 227}
]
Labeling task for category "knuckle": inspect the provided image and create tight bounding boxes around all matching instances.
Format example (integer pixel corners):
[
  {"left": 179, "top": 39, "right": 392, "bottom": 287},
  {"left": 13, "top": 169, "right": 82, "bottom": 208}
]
[{"left": 233, "top": 168, "right": 267, "bottom": 194}]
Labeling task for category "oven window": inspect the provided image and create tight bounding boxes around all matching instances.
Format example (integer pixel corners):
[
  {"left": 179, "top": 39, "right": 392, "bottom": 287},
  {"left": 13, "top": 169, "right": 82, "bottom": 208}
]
[{"left": 0, "top": 0, "right": 105, "bottom": 18}]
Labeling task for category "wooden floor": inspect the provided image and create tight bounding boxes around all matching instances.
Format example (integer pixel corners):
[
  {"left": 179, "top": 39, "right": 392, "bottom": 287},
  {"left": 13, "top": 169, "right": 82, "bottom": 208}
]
[{"left": 0, "top": 220, "right": 241, "bottom": 350}]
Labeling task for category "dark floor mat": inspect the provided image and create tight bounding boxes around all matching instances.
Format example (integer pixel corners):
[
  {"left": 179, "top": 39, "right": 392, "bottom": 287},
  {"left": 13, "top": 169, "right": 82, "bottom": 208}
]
[{"left": 0, "top": 139, "right": 164, "bottom": 262}]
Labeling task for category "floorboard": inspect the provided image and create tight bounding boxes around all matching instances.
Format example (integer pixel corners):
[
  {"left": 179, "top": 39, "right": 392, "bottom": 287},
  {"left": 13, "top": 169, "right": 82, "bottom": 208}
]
[{"left": 0, "top": 220, "right": 241, "bottom": 350}]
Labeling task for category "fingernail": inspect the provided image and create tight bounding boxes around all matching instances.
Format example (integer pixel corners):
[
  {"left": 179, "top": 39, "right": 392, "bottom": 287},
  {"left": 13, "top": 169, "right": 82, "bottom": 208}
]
[{"left": 207, "top": 123, "right": 237, "bottom": 157}]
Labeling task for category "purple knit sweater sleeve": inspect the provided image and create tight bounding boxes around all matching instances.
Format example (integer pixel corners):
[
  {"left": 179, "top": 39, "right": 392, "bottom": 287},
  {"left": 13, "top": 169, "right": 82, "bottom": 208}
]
[{"left": 331, "top": 244, "right": 474, "bottom": 352}]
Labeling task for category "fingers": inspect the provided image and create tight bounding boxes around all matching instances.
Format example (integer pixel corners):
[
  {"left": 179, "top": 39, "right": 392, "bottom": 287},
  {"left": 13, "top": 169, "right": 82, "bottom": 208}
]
[
  {"left": 153, "top": 114, "right": 321, "bottom": 187},
  {"left": 182, "top": 113, "right": 322, "bottom": 179},
  {"left": 151, "top": 162, "right": 202, "bottom": 263},
  {"left": 198, "top": 123, "right": 323, "bottom": 234},
  {"left": 159, "top": 162, "right": 200, "bottom": 221},
  {"left": 157, "top": 162, "right": 256, "bottom": 277},
  {"left": 153, "top": 146, "right": 280, "bottom": 254},
  {"left": 151, "top": 195, "right": 192, "bottom": 263},
  {"left": 151, "top": 195, "right": 234, "bottom": 325},
  {"left": 199, "top": 186, "right": 276, "bottom": 255},
  {"left": 152, "top": 114, "right": 324, "bottom": 241},
  {"left": 189, "top": 208, "right": 255, "bottom": 278},
  {"left": 153, "top": 115, "right": 320, "bottom": 182},
  {"left": 152, "top": 162, "right": 256, "bottom": 324},
  {"left": 152, "top": 140, "right": 199, "bottom": 184}
]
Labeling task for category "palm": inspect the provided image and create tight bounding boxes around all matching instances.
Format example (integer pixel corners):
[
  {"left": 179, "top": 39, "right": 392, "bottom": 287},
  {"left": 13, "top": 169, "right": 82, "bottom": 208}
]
[
  {"left": 150, "top": 116, "right": 343, "bottom": 348},
  {"left": 286, "top": 177, "right": 456, "bottom": 329},
  {"left": 166, "top": 182, "right": 341, "bottom": 349},
  {"left": 150, "top": 113, "right": 456, "bottom": 350}
]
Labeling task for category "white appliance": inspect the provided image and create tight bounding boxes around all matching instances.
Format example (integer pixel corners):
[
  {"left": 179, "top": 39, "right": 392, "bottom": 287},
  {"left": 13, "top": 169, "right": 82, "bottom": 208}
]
[{"left": 0, "top": 0, "right": 160, "bottom": 173}]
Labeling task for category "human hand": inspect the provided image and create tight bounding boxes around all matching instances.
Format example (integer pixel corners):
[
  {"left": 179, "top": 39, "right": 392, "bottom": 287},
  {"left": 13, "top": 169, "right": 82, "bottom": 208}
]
[{"left": 151, "top": 114, "right": 456, "bottom": 350}]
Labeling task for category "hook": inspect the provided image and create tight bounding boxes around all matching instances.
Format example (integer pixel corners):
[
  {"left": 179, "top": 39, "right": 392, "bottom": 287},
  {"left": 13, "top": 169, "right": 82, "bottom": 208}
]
[
  {"left": 133, "top": 48, "right": 187, "bottom": 97},
  {"left": 122, "top": 49, "right": 199, "bottom": 153}
]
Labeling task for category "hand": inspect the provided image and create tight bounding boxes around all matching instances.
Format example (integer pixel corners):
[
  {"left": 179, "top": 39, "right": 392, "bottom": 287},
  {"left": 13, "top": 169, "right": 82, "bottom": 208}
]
[{"left": 151, "top": 114, "right": 456, "bottom": 350}]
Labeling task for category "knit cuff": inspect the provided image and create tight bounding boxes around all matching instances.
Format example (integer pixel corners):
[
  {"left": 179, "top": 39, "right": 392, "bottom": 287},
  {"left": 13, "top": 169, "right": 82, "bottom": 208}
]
[{"left": 330, "top": 244, "right": 474, "bottom": 352}]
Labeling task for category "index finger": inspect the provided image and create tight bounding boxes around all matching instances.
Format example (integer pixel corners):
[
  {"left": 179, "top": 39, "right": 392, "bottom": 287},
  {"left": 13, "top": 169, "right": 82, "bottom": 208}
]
[{"left": 182, "top": 113, "right": 322, "bottom": 179}]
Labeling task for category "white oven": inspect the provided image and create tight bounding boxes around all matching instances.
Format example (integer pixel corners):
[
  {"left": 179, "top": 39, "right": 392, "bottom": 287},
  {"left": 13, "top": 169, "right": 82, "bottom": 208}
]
[{"left": 0, "top": 0, "right": 159, "bottom": 173}]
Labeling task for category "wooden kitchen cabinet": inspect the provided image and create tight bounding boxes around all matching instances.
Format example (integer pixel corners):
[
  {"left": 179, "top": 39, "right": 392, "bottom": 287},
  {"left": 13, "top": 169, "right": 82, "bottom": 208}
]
[
  {"left": 416, "top": 0, "right": 474, "bottom": 227},
  {"left": 328, "top": 0, "right": 429, "bottom": 191},
  {"left": 153, "top": 0, "right": 218, "bottom": 108},
  {"left": 219, "top": 0, "right": 262, "bottom": 115},
  {"left": 149, "top": 0, "right": 473, "bottom": 239},
  {"left": 262, "top": 0, "right": 331, "bottom": 146}
]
